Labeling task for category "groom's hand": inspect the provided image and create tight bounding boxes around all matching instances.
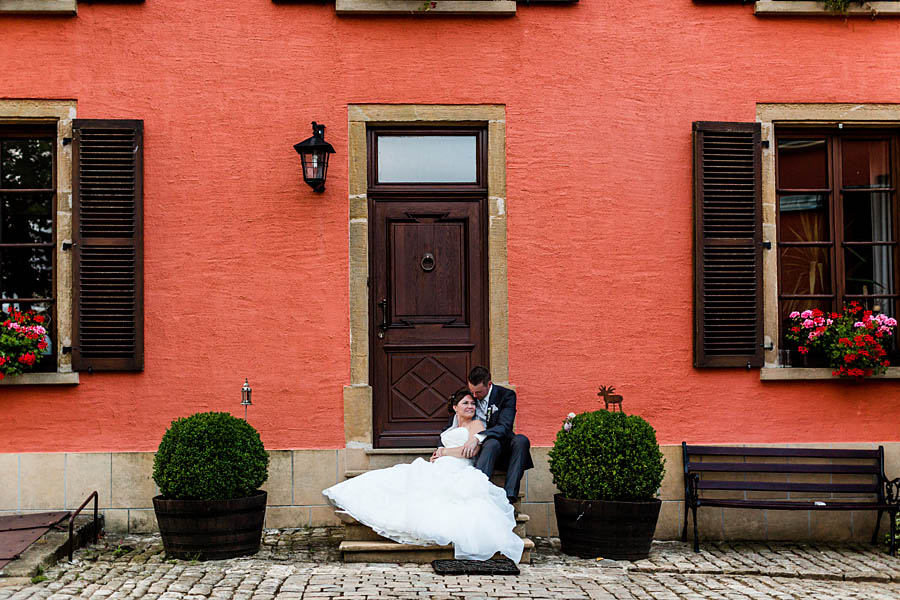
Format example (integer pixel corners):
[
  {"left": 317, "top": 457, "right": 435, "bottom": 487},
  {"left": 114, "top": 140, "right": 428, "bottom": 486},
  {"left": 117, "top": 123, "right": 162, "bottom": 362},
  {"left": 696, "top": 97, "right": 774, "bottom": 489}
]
[{"left": 461, "top": 437, "right": 480, "bottom": 458}]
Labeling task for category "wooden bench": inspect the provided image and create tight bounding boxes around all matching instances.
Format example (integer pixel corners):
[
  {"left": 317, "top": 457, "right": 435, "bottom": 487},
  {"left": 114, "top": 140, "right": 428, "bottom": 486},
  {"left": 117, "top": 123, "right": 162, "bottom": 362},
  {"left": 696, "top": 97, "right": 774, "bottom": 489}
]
[{"left": 682, "top": 443, "right": 900, "bottom": 555}]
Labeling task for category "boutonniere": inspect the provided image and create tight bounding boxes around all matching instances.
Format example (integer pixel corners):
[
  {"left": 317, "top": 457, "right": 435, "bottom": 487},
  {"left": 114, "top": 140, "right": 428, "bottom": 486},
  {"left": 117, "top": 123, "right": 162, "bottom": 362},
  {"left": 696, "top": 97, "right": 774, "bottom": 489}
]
[{"left": 486, "top": 404, "right": 496, "bottom": 421}]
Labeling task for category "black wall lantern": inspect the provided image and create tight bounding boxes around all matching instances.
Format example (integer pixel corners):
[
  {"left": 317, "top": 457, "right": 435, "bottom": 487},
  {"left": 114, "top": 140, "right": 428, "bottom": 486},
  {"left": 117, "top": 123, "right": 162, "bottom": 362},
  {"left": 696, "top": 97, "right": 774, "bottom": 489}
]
[{"left": 294, "top": 121, "right": 335, "bottom": 193}]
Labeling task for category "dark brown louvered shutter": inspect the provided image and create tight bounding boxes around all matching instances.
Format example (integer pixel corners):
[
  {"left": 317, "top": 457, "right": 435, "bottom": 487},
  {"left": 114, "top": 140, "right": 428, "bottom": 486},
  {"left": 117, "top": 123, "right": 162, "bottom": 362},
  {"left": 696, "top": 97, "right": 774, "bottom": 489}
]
[
  {"left": 72, "top": 119, "right": 143, "bottom": 371},
  {"left": 693, "top": 121, "right": 763, "bottom": 368}
]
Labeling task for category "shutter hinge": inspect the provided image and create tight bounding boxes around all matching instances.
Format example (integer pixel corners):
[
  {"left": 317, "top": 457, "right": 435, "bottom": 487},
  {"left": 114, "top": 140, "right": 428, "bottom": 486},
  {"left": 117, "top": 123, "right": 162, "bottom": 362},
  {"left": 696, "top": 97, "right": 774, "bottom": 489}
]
[
  {"left": 761, "top": 341, "right": 774, "bottom": 350},
  {"left": 62, "top": 241, "right": 76, "bottom": 251},
  {"left": 62, "top": 137, "right": 72, "bottom": 146},
  {"left": 761, "top": 240, "right": 772, "bottom": 249},
  {"left": 760, "top": 140, "right": 769, "bottom": 149}
]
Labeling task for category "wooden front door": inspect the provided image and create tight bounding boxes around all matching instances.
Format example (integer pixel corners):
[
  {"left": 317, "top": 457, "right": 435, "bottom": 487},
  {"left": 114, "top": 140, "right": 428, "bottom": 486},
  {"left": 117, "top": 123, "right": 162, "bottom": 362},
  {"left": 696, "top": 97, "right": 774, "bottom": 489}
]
[{"left": 369, "top": 126, "right": 488, "bottom": 448}]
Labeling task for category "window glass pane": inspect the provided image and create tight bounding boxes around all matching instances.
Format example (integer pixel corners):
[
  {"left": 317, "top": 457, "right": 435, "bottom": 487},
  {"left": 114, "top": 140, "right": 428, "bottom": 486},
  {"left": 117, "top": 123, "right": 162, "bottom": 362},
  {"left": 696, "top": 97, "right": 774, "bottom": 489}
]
[
  {"left": 844, "top": 246, "right": 895, "bottom": 297},
  {"left": 778, "top": 194, "right": 829, "bottom": 242},
  {"left": 842, "top": 139, "right": 891, "bottom": 189},
  {"left": 779, "top": 246, "right": 832, "bottom": 296},
  {"left": 0, "top": 193, "right": 52, "bottom": 244},
  {"left": 1, "top": 138, "right": 53, "bottom": 189},
  {"left": 859, "top": 298, "right": 897, "bottom": 322},
  {"left": 777, "top": 138, "right": 828, "bottom": 189},
  {"left": 843, "top": 191, "right": 894, "bottom": 242},
  {"left": 781, "top": 299, "right": 833, "bottom": 323},
  {"left": 0, "top": 247, "right": 52, "bottom": 299},
  {"left": 377, "top": 136, "right": 477, "bottom": 183}
]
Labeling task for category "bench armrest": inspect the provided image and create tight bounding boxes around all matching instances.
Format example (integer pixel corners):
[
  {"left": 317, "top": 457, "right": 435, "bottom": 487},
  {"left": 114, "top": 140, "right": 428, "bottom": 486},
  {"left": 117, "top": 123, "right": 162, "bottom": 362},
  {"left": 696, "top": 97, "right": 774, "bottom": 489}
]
[
  {"left": 685, "top": 472, "right": 699, "bottom": 507},
  {"left": 885, "top": 477, "right": 900, "bottom": 505}
]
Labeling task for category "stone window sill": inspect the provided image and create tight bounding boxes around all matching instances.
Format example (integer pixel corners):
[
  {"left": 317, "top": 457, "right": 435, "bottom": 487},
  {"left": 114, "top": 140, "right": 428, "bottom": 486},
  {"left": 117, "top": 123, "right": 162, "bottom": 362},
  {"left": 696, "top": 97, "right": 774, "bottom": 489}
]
[
  {"left": 335, "top": 0, "right": 517, "bottom": 15},
  {"left": 760, "top": 366, "right": 900, "bottom": 381},
  {"left": 755, "top": 1, "right": 900, "bottom": 16},
  {"left": 0, "top": 372, "right": 79, "bottom": 385},
  {"left": 0, "top": 0, "right": 76, "bottom": 14}
]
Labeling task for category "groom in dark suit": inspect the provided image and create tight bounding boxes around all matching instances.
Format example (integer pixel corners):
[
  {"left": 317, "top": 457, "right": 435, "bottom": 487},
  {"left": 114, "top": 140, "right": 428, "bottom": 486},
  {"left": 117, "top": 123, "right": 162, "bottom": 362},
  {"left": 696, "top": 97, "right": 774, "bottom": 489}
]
[{"left": 458, "top": 366, "right": 533, "bottom": 505}]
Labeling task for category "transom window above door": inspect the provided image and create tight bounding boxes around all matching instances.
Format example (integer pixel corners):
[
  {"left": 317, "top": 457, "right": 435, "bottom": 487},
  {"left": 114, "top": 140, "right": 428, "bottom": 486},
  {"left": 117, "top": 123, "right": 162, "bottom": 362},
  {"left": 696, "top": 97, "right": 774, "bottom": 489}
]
[{"left": 369, "top": 128, "right": 486, "bottom": 190}]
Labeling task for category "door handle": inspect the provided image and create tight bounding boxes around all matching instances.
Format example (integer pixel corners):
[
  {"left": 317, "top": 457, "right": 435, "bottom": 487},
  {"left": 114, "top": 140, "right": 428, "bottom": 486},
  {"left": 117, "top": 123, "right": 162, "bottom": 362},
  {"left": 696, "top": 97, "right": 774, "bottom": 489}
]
[{"left": 377, "top": 298, "right": 388, "bottom": 339}]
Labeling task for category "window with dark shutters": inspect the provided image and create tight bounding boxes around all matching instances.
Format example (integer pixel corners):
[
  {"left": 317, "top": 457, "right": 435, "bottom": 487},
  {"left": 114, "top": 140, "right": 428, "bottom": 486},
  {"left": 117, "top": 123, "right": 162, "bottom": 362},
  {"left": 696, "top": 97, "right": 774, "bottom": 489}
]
[
  {"left": 693, "top": 121, "right": 764, "bottom": 368},
  {"left": 72, "top": 119, "right": 143, "bottom": 371}
]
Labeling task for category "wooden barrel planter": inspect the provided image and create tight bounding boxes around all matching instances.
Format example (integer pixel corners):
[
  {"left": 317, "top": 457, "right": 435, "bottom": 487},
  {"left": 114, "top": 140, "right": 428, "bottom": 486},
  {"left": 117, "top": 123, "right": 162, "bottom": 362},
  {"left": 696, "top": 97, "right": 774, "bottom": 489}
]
[
  {"left": 153, "top": 490, "right": 267, "bottom": 560},
  {"left": 554, "top": 494, "right": 661, "bottom": 560}
]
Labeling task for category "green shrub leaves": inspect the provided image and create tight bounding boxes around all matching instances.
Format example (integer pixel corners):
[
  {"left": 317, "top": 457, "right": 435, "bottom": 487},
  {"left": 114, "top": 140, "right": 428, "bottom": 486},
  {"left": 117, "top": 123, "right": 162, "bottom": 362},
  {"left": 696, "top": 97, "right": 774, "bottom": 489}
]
[
  {"left": 153, "top": 412, "right": 269, "bottom": 500},
  {"left": 548, "top": 410, "right": 665, "bottom": 502}
]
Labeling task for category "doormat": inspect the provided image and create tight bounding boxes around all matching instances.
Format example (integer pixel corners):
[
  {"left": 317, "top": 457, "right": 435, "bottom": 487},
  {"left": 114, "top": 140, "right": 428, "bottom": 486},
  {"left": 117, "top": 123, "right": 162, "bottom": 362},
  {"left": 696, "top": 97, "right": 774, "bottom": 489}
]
[{"left": 431, "top": 558, "right": 520, "bottom": 575}]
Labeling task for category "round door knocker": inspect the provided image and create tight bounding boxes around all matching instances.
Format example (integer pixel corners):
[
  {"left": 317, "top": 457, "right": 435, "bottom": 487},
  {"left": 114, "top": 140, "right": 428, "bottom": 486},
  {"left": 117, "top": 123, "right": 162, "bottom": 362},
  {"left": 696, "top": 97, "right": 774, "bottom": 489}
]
[{"left": 421, "top": 252, "right": 436, "bottom": 272}]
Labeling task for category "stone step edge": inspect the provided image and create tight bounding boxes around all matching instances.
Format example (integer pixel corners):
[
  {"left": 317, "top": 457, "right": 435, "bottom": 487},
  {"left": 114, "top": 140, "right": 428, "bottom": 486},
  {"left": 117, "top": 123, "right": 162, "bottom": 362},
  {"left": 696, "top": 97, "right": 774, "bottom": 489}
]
[
  {"left": 365, "top": 448, "right": 434, "bottom": 455},
  {"left": 344, "top": 469, "right": 520, "bottom": 492},
  {"left": 335, "top": 510, "right": 528, "bottom": 525},
  {"left": 339, "top": 538, "right": 535, "bottom": 553}
]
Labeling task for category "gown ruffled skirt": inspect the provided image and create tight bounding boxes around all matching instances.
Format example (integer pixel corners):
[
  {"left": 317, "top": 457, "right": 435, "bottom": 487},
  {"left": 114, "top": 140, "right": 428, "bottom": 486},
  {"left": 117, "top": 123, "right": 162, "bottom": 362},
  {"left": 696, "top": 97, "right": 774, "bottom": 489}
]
[{"left": 322, "top": 427, "right": 523, "bottom": 562}]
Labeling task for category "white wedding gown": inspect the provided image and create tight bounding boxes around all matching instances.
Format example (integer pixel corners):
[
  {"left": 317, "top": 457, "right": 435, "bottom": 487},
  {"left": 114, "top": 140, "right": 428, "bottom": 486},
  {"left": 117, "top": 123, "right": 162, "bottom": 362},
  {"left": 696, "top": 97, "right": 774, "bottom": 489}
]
[{"left": 322, "top": 426, "right": 524, "bottom": 562}]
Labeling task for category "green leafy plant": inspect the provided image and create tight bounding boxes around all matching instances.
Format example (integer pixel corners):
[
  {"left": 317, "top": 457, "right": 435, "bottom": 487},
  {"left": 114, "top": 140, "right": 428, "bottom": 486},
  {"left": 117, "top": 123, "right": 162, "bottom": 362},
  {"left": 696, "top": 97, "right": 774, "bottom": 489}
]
[
  {"left": 824, "top": 0, "right": 854, "bottom": 12},
  {"left": 152, "top": 412, "right": 269, "bottom": 501},
  {"left": 548, "top": 410, "right": 665, "bottom": 502},
  {"left": 0, "top": 308, "right": 49, "bottom": 380},
  {"left": 30, "top": 564, "right": 47, "bottom": 584}
]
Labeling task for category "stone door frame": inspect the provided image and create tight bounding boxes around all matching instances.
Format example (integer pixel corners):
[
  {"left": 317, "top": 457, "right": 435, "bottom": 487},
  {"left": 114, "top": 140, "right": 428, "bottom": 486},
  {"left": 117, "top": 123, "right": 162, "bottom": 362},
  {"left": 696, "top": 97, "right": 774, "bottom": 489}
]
[{"left": 343, "top": 104, "right": 509, "bottom": 449}]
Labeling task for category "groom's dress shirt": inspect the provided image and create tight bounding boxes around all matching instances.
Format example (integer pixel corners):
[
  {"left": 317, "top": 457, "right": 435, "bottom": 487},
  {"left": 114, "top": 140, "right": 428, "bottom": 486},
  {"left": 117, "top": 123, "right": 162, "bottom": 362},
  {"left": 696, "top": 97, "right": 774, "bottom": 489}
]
[{"left": 473, "top": 384, "right": 493, "bottom": 444}]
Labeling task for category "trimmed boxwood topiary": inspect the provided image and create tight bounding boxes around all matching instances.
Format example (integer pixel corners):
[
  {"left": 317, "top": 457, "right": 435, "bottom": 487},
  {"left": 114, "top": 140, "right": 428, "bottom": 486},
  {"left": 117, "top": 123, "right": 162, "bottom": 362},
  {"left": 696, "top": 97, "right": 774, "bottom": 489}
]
[
  {"left": 153, "top": 412, "right": 269, "bottom": 501},
  {"left": 548, "top": 410, "right": 665, "bottom": 502}
]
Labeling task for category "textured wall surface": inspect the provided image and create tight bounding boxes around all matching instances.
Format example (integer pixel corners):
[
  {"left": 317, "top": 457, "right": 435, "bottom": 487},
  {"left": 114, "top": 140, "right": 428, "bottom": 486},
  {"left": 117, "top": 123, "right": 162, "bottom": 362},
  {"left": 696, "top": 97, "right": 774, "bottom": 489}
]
[{"left": 2, "top": 1, "right": 900, "bottom": 452}]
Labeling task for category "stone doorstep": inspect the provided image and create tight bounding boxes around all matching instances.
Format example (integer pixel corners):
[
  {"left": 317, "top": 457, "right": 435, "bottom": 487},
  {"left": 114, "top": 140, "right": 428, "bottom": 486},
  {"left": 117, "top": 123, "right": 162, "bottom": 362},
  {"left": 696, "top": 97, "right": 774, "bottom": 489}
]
[
  {"left": 345, "top": 468, "right": 521, "bottom": 495},
  {"left": 363, "top": 449, "right": 434, "bottom": 470},
  {"left": 336, "top": 511, "right": 530, "bottom": 540},
  {"left": 335, "top": 510, "right": 533, "bottom": 563},
  {"left": 339, "top": 538, "right": 534, "bottom": 564}
]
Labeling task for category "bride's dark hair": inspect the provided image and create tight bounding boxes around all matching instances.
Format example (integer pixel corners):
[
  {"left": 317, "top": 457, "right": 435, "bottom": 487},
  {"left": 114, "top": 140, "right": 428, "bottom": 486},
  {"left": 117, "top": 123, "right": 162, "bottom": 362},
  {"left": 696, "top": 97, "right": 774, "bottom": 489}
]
[{"left": 447, "top": 387, "right": 471, "bottom": 415}]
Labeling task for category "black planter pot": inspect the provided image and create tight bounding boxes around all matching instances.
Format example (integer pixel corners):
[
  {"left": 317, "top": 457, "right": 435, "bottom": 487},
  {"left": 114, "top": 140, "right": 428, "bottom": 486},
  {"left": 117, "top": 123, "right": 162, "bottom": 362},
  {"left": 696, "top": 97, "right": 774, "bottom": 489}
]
[
  {"left": 153, "top": 490, "right": 267, "bottom": 560},
  {"left": 554, "top": 494, "right": 661, "bottom": 560}
]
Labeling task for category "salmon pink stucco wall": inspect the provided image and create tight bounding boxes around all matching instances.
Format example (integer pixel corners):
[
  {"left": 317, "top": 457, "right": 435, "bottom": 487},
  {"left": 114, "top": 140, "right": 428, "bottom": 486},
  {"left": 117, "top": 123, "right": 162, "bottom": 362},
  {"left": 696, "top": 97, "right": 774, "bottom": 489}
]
[{"left": 2, "top": 1, "right": 900, "bottom": 453}]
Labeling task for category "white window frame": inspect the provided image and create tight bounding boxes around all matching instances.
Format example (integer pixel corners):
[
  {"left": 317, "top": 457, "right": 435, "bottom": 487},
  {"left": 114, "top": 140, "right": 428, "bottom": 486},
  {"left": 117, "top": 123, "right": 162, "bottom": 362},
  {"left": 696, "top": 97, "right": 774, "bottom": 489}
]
[
  {"left": 0, "top": 100, "right": 78, "bottom": 385},
  {"left": 755, "top": 1, "right": 900, "bottom": 16},
  {"left": 0, "top": 0, "right": 76, "bottom": 14},
  {"left": 758, "top": 103, "right": 900, "bottom": 380}
]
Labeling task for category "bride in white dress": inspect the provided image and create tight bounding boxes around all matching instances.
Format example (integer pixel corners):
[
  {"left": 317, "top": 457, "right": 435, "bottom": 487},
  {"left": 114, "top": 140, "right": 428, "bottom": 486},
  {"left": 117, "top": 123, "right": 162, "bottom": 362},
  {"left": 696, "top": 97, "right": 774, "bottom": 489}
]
[{"left": 323, "top": 388, "right": 524, "bottom": 562}]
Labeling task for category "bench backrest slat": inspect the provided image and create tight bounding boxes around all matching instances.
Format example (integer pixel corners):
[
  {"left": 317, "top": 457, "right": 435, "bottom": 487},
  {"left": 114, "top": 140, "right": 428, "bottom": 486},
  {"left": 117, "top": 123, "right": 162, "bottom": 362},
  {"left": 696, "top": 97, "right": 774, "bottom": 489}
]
[
  {"left": 684, "top": 445, "right": 880, "bottom": 460},
  {"left": 686, "top": 462, "right": 880, "bottom": 475},
  {"left": 696, "top": 480, "right": 879, "bottom": 494}
]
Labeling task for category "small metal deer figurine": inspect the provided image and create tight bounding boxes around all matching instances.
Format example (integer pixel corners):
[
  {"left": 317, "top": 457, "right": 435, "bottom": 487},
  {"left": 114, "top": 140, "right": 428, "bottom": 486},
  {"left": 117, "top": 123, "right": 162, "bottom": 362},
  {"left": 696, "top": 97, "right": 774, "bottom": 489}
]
[{"left": 597, "top": 385, "right": 623, "bottom": 412}]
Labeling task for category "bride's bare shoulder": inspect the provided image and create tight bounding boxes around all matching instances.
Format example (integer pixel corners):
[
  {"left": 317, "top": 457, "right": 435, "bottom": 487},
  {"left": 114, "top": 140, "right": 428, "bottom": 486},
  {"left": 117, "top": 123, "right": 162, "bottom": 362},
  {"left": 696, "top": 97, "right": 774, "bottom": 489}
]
[{"left": 469, "top": 420, "right": 485, "bottom": 434}]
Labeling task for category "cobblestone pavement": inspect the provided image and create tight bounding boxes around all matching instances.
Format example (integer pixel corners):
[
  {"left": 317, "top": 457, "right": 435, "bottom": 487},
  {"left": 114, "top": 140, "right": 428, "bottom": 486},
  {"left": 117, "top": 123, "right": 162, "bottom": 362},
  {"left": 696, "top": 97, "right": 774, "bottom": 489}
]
[{"left": 2, "top": 528, "right": 900, "bottom": 599}]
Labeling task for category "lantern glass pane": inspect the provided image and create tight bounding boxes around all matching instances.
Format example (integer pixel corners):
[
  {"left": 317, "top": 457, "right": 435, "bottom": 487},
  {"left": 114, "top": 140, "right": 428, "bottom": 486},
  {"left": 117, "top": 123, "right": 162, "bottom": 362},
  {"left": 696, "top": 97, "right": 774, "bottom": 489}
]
[
  {"left": 302, "top": 150, "right": 327, "bottom": 181},
  {"left": 377, "top": 135, "right": 476, "bottom": 183}
]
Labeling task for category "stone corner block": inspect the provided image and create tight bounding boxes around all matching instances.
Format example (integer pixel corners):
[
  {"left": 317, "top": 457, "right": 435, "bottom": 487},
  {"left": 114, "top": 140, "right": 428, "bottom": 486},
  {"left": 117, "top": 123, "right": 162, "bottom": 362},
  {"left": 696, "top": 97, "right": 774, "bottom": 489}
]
[
  {"left": 292, "top": 449, "right": 339, "bottom": 505},
  {"left": 261, "top": 450, "right": 293, "bottom": 506},
  {"left": 111, "top": 453, "right": 157, "bottom": 509},
  {"left": 20, "top": 453, "right": 65, "bottom": 510}
]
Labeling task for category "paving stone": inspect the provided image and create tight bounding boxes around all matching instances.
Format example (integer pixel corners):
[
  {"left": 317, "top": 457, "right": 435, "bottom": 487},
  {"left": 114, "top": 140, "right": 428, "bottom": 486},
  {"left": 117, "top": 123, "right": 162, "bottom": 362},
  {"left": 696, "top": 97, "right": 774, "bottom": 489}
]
[{"left": 4, "top": 530, "right": 900, "bottom": 599}]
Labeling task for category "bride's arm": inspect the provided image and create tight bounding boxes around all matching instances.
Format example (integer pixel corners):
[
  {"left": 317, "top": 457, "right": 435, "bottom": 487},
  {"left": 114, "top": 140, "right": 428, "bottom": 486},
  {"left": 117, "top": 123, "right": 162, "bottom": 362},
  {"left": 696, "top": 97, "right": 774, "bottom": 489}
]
[{"left": 434, "top": 421, "right": 485, "bottom": 459}]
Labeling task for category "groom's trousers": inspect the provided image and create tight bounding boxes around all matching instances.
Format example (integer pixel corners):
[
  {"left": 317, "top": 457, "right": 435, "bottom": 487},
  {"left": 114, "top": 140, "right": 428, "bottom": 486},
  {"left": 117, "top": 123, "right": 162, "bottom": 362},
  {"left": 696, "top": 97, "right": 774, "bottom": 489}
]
[{"left": 475, "top": 434, "right": 531, "bottom": 502}]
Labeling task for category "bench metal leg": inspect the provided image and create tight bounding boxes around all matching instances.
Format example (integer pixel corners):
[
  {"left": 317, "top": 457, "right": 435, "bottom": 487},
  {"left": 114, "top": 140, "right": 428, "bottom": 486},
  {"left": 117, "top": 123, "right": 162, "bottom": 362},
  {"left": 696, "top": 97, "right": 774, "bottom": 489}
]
[
  {"left": 681, "top": 502, "right": 689, "bottom": 542},
  {"left": 692, "top": 505, "right": 699, "bottom": 552},
  {"left": 872, "top": 509, "right": 883, "bottom": 545},
  {"left": 890, "top": 510, "right": 897, "bottom": 557}
]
